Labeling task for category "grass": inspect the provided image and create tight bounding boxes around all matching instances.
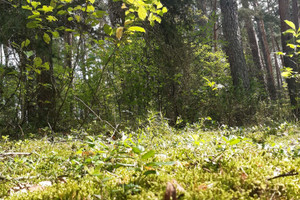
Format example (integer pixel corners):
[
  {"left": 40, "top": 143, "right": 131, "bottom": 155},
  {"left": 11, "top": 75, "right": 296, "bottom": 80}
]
[{"left": 1, "top": 119, "right": 300, "bottom": 199}]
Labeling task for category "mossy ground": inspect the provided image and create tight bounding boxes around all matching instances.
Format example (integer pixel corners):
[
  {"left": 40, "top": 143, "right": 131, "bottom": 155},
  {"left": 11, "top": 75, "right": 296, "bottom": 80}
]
[{"left": 1, "top": 122, "right": 300, "bottom": 199}]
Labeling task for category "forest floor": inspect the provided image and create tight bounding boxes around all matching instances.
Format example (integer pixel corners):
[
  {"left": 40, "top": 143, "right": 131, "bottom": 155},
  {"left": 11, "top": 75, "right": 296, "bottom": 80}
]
[{"left": 1, "top": 121, "right": 300, "bottom": 199}]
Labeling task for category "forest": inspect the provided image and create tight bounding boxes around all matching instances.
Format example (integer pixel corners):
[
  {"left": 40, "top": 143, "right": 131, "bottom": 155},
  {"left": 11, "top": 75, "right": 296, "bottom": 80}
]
[{"left": 0, "top": 0, "right": 300, "bottom": 199}]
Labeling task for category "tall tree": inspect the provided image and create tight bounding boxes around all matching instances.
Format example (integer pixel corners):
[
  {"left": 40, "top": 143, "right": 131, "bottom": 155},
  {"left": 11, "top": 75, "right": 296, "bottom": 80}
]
[
  {"left": 253, "top": 0, "right": 277, "bottom": 100},
  {"left": 220, "top": 0, "right": 250, "bottom": 89},
  {"left": 241, "top": 0, "right": 265, "bottom": 88}
]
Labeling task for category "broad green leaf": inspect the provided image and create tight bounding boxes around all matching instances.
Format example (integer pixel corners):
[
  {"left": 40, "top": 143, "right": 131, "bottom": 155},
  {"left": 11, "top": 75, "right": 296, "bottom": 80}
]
[
  {"left": 156, "top": 2, "right": 163, "bottom": 9},
  {"left": 89, "top": 0, "right": 95, "bottom": 3},
  {"left": 38, "top": 5, "right": 54, "bottom": 13},
  {"left": 131, "top": 146, "right": 142, "bottom": 154},
  {"left": 285, "top": 20, "right": 296, "bottom": 30},
  {"left": 116, "top": 27, "right": 124, "bottom": 40},
  {"left": 33, "top": 57, "right": 42, "bottom": 67},
  {"left": 43, "top": 33, "right": 51, "bottom": 44},
  {"left": 31, "top": 1, "right": 41, "bottom": 8},
  {"left": 128, "top": 26, "right": 146, "bottom": 32},
  {"left": 24, "top": 51, "right": 34, "bottom": 58},
  {"left": 21, "top": 39, "right": 30, "bottom": 48},
  {"left": 104, "top": 24, "right": 113, "bottom": 35},
  {"left": 138, "top": 6, "right": 147, "bottom": 20},
  {"left": 51, "top": 31, "right": 59, "bottom": 38},
  {"left": 284, "top": 29, "right": 296, "bottom": 36},
  {"left": 229, "top": 138, "right": 240, "bottom": 146},
  {"left": 46, "top": 15, "right": 58, "bottom": 22},
  {"left": 68, "top": 17, "right": 74, "bottom": 21},
  {"left": 87, "top": 5, "right": 95, "bottom": 12},
  {"left": 287, "top": 44, "right": 296, "bottom": 49},
  {"left": 162, "top": 7, "right": 168, "bottom": 13},
  {"left": 22, "top": 5, "right": 32, "bottom": 10},
  {"left": 141, "top": 150, "right": 155, "bottom": 160},
  {"left": 282, "top": 71, "right": 291, "bottom": 78},
  {"left": 57, "top": 10, "right": 67, "bottom": 15}
]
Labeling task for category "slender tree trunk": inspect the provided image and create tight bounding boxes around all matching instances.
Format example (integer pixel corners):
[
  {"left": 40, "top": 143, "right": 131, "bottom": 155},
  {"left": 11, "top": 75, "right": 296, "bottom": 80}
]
[
  {"left": 220, "top": 0, "right": 250, "bottom": 89},
  {"left": 271, "top": 29, "right": 283, "bottom": 90},
  {"left": 64, "top": 32, "right": 74, "bottom": 120},
  {"left": 253, "top": 0, "right": 277, "bottom": 100},
  {"left": 279, "top": 0, "right": 300, "bottom": 117},
  {"left": 292, "top": 0, "right": 299, "bottom": 29},
  {"left": 213, "top": 0, "right": 218, "bottom": 51},
  {"left": 241, "top": 0, "right": 265, "bottom": 88},
  {"left": 36, "top": 35, "right": 55, "bottom": 127}
]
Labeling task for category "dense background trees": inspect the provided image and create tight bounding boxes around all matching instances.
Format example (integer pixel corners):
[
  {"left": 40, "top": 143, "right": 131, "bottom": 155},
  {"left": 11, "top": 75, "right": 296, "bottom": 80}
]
[{"left": 0, "top": 0, "right": 299, "bottom": 137}]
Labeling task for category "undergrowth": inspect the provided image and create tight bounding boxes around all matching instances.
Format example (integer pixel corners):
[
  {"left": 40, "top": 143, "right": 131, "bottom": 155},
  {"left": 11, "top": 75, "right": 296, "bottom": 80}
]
[{"left": 1, "top": 116, "right": 300, "bottom": 199}]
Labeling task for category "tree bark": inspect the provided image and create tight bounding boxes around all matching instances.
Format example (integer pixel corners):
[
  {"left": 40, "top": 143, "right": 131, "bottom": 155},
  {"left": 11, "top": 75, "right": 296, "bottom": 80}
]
[
  {"left": 220, "top": 0, "right": 250, "bottom": 89},
  {"left": 36, "top": 35, "right": 55, "bottom": 127},
  {"left": 241, "top": 0, "right": 265, "bottom": 88}
]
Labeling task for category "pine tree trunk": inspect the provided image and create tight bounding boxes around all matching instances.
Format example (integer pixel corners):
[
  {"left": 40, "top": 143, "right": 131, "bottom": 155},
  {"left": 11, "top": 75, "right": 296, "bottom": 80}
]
[
  {"left": 241, "top": 0, "right": 265, "bottom": 89},
  {"left": 220, "top": 0, "right": 250, "bottom": 90}
]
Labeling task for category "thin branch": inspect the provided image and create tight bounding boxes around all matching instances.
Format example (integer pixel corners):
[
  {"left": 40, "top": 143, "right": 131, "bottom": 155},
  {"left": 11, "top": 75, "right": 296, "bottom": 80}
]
[
  {"left": 0, "top": 152, "right": 32, "bottom": 157},
  {"left": 74, "top": 96, "right": 118, "bottom": 134},
  {"left": 267, "top": 170, "right": 299, "bottom": 180}
]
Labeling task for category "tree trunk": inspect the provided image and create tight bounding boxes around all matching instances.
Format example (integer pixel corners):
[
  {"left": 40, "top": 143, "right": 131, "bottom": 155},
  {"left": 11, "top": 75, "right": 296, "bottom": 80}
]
[
  {"left": 212, "top": 0, "right": 218, "bottom": 51},
  {"left": 279, "top": 0, "right": 300, "bottom": 117},
  {"left": 220, "top": 0, "right": 250, "bottom": 89},
  {"left": 36, "top": 35, "right": 55, "bottom": 127},
  {"left": 271, "top": 29, "right": 283, "bottom": 91},
  {"left": 241, "top": 0, "right": 265, "bottom": 88}
]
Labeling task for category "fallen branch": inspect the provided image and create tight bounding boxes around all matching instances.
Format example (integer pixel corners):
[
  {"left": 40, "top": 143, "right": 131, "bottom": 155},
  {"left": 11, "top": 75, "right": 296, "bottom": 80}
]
[
  {"left": 267, "top": 170, "right": 298, "bottom": 180},
  {"left": 0, "top": 152, "right": 32, "bottom": 157}
]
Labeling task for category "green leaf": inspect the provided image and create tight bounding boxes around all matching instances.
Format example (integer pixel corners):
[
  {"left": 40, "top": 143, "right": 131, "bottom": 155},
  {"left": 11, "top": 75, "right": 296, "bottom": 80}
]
[
  {"left": 87, "top": 5, "right": 95, "bottom": 12},
  {"left": 43, "top": 33, "right": 51, "bottom": 44},
  {"left": 141, "top": 150, "right": 155, "bottom": 160},
  {"left": 33, "top": 57, "right": 43, "bottom": 67},
  {"left": 128, "top": 26, "right": 146, "bottom": 33},
  {"left": 103, "top": 24, "right": 112, "bottom": 35},
  {"left": 156, "top": 2, "right": 163, "bottom": 9},
  {"left": 21, "top": 39, "right": 30, "bottom": 48},
  {"left": 24, "top": 51, "right": 34, "bottom": 58},
  {"left": 287, "top": 44, "right": 296, "bottom": 49},
  {"left": 26, "top": 21, "right": 40, "bottom": 28},
  {"left": 46, "top": 15, "right": 58, "bottom": 22},
  {"left": 229, "top": 138, "right": 240, "bottom": 146},
  {"left": 22, "top": 5, "right": 32, "bottom": 10},
  {"left": 57, "top": 10, "right": 67, "bottom": 15},
  {"left": 285, "top": 20, "right": 296, "bottom": 30},
  {"left": 131, "top": 146, "right": 142, "bottom": 154},
  {"left": 38, "top": 5, "right": 54, "bottom": 13},
  {"left": 143, "top": 170, "right": 157, "bottom": 176},
  {"left": 138, "top": 6, "right": 147, "bottom": 20},
  {"left": 51, "top": 31, "right": 60, "bottom": 38},
  {"left": 162, "top": 7, "right": 168, "bottom": 14},
  {"left": 31, "top": 1, "right": 41, "bottom": 8}
]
